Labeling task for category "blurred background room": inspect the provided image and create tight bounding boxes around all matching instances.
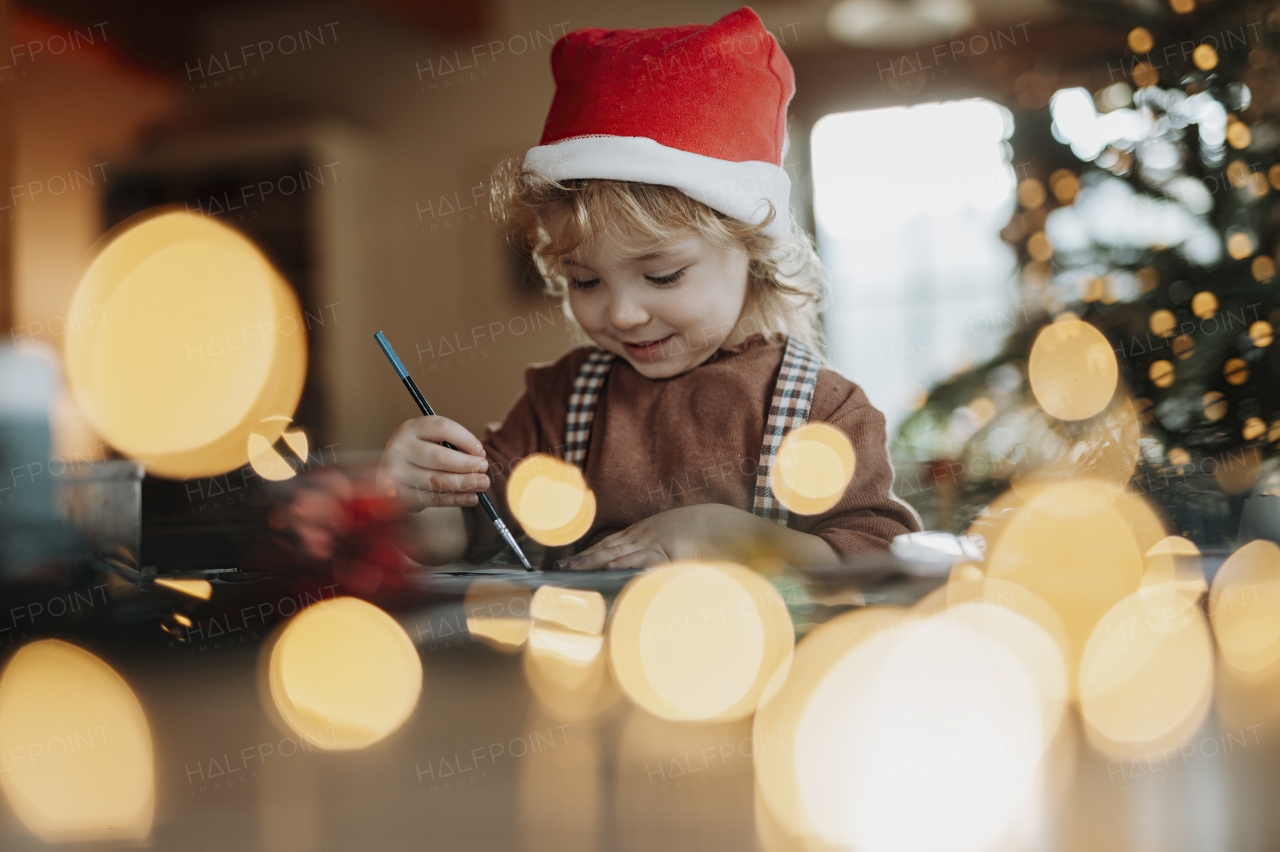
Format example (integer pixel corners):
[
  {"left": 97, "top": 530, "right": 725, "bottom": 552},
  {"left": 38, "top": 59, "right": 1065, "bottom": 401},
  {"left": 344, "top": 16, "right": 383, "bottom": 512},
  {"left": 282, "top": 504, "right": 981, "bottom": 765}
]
[{"left": 1, "top": 0, "right": 1279, "bottom": 849}]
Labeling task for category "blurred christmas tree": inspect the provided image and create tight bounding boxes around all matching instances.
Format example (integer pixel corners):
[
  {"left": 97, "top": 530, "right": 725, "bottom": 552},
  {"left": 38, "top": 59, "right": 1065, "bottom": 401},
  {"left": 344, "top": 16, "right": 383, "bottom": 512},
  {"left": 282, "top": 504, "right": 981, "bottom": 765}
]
[{"left": 893, "top": 0, "right": 1280, "bottom": 545}]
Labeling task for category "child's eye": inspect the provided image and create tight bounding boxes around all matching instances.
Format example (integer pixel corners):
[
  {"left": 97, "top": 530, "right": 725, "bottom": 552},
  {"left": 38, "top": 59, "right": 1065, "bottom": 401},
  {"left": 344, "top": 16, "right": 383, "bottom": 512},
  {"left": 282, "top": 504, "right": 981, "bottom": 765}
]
[
  {"left": 569, "top": 278, "right": 600, "bottom": 290},
  {"left": 645, "top": 268, "right": 687, "bottom": 286}
]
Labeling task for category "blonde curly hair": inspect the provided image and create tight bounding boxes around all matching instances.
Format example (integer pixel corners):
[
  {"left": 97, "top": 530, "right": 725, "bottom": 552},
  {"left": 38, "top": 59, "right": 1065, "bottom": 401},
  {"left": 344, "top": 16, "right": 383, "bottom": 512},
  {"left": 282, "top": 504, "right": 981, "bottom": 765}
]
[{"left": 489, "top": 157, "right": 828, "bottom": 358}]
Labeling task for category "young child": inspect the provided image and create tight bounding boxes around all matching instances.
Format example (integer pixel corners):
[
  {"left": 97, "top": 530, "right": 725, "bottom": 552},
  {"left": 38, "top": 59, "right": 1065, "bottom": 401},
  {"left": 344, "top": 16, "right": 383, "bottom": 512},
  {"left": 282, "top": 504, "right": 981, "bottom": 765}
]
[{"left": 379, "top": 7, "right": 920, "bottom": 571}]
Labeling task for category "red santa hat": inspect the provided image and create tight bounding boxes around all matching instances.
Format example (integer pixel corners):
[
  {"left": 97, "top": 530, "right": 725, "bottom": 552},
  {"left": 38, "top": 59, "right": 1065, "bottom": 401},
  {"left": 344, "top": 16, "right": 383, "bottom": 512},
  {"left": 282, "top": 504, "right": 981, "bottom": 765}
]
[{"left": 524, "top": 7, "right": 796, "bottom": 242}]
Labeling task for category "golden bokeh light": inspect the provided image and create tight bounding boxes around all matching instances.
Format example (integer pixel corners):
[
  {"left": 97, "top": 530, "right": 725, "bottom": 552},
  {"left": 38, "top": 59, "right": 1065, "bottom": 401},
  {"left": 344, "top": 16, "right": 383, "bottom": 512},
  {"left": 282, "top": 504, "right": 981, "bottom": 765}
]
[
  {"left": 1149, "top": 309, "right": 1176, "bottom": 337},
  {"left": 1227, "top": 121, "right": 1253, "bottom": 149},
  {"left": 522, "top": 587, "right": 618, "bottom": 721},
  {"left": 1101, "top": 274, "right": 1120, "bottom": 304},
  {"left": 770, "top": 423, "right": 856, "bottom": 515},
  {"left": 793, "top": 614, "right": 1044, "bottom": 852},
  {"left": 1145, "top": 535, "right": 1200, "bottom": 558},
  {"left": 1023, "top": 260, "right": 1051, "bottom": 289},
  {"left": 1250, "top": 320, "right": 1273, "bottom": 347},
  {"left": 1169, "top": 0, "right": 1193, "bottom": 12},
  {"left": 1132, "top": 61, "right": 1159, "bottom": 87},
  {"left": 1171, "top": 333, "right": 1195, "bottom": 359},
  {"left": 1227, "top": 159, "right": 1252, "bottom": 188},
  {"left": 1210, "top": 540, "right": 1280, "bottom": 675},
  {"left": 1141, "top": 536, "right": 1207, "bottom": 608},
  {"left": 522, "top": 626, "right": 621, "bottom": 722},
  {"left": 1028, "top": 320, "right": 1118, "bottom": 420},
  {"left": 1079, "top": 588, "right": 1213, "bottom": 760},
  {"left": 1016, "top": 178, "right": 1046, "bottom": 209},
  {"left": 1080, "top": 276, "right": 1104, "bottom": 303},
  {"left": 919, "top": 585, "right": 1069, "bottom": 747},
  {"left": 1136, "top": 266, "right": 1159, "bottom": 292},
  {"left": 1203, "top": 391, "right": 1228, "bottom": 421},
  {"left": 531, "top": 586, "right": 606, "bottom": 635},
  {"left": 248, "top": 416, "right": 309, "bottom": 482},
  {"left": 1227, "top": 232, "right": 1255, "bottom": 260},
  {"left": 1244, "top": 417, "right": 1266, "bottom": 441},
  {"left": 268, "top": 597, "right": 421, "bottom": 749},
  {"left": 969, "top": 396, "right": 997, "bottom": 427},
  {"left": 981, "top": 478, "right": 1164, "bottom": 693},
  {"left": 754, "top": 607, "right": 908, "bottom": 842},
  {"left": 1027, "top": 394, "right": 1141, "bottom": 488},
  {"left": 1224, "top": 357, "right": 1250, "bottom": 386},
  {"left": 464, "top": 579, "right": 533, "bottom": 652},
  {"left": 1191, "top": 290, "right": 1217, "bottom": 319},
  {"left": 1248, "top": 171, "right": 1271, "bottom": 198},
  {"left": 1192, "top": 44, "right": 1218, "bottom": 70},
  {"left": 1149, "top": 359, "right": 1175, "bottom": 388},
  {"left": 608, "top": 562, "right": 794, "bottom": 722},
  {"left": 1168, "top": 447, "right": 1191, "bottom": 467},
  {"left": 153, "top": 578, "right": 213, "bottom": 600},
  {"left": 65, "top": 209, "right": 307, "bottom": 479},
  {"left": 1127, "top": 27, "right": 1153, "bottom": 53},
  {"left": 0, "top": 640, "right": 154, "bottom": 843},
  {"left": 528, "top": 622, "right": 603, "bottom": 665},
  {"left": 1272, "top": 163, "right": 1280, "bottom": 190},
  {"left": 1253, "top": 255, "right": 1276, "bottom": 281},
  {"left": 507, "top": 453, "right": 596, "bottom": 546},
  {"left": 1049, "top": 169, "right": 1079, "bottom": 204},
  {"left": 1027, "top": 231, "right": 1054, "bottom": 262}
]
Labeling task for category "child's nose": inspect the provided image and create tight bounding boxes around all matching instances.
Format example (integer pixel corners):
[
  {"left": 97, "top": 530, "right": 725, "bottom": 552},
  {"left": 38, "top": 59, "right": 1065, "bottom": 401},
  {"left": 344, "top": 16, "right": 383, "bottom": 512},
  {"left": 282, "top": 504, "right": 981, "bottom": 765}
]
[{"left": 606, "top": 293, "right": 651, "bottom": 330}]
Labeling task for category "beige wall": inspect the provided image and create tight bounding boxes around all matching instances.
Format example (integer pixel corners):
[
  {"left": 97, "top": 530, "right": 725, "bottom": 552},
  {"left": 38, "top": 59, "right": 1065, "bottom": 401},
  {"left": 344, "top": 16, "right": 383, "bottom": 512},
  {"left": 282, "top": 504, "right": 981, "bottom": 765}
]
[
  {"left": 10, "top": 19, "right": 177, "bottom": 458},
  {"left": 12, "top": 38, "right": 175, "bottom": 331}
]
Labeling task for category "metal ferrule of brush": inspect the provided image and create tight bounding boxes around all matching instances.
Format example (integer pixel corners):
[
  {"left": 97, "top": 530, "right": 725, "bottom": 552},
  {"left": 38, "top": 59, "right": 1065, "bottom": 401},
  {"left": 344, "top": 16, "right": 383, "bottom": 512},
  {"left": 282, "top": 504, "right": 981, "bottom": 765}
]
[{"left": 491, "top": 518, "right": 532, "bottom": 570}]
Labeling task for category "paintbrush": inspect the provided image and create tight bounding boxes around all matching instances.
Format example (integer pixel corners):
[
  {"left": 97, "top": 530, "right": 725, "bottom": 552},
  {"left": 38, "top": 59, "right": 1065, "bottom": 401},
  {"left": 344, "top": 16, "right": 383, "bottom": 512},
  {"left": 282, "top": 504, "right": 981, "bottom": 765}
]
[{"left": 375, "top": 331, "right": 533, "bottom": 571}]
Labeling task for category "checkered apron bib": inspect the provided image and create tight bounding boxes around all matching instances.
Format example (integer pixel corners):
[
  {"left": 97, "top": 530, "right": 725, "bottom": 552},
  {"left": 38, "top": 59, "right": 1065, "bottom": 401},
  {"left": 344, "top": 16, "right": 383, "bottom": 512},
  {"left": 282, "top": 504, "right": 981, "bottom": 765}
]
[{"left": 563, "top": 336, "right": 823, "bottom": 526}]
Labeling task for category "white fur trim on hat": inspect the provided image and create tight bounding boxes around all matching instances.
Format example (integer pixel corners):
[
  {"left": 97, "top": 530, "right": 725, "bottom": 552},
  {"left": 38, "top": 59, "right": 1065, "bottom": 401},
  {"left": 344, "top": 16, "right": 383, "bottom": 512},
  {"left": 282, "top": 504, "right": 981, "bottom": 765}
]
[{"left": 524, "top": 135, "right": 793, "bottom": 242}]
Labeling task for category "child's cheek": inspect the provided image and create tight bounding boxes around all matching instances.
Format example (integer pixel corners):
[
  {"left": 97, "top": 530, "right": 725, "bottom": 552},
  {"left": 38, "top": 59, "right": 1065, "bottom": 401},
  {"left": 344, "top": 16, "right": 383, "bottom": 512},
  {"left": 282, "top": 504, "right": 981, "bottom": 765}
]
[
  {"left": 567, "top": 292, "right": 605, "bottom": 337},
  {"left": 681, "top": 281, "right": 742, "bottom": 343}
]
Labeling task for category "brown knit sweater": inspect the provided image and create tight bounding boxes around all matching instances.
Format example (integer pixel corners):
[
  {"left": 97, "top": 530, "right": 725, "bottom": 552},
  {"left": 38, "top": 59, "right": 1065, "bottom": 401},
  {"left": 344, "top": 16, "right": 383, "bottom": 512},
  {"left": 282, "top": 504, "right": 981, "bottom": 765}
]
[{"left": 465, "top": 334, "right": 921, "bottom": 568}]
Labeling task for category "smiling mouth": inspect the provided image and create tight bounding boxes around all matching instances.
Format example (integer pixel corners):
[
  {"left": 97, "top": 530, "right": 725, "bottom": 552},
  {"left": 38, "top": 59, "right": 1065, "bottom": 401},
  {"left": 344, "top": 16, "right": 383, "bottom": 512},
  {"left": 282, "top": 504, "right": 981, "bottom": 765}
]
[{"left": 621, "top": 334, "right": 675, "bottom": 359}]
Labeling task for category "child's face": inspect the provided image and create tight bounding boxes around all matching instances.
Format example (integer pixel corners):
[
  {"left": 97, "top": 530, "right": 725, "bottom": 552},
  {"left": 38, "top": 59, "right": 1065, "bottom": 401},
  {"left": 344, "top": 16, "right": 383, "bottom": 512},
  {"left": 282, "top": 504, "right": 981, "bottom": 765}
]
[{"left": 562, "top": 232, "right": 750, "bottom": 379}]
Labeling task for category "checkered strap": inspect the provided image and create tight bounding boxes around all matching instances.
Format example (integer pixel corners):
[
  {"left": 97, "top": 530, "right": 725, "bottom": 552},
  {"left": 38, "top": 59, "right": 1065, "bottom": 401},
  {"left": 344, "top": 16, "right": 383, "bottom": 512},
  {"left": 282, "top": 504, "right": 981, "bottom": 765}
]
[
  {"left": 564, "top": 348, "right": 616, "bottom": 469},
  {"left": 753, "top": 336, "right": 823, "bottom": 525}
]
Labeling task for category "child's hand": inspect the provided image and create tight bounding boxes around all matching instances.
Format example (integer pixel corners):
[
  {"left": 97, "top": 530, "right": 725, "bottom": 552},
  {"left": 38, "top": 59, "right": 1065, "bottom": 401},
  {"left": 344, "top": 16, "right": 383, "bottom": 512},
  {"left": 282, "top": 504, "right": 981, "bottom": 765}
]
[
  {"left": 377, "top": 415, "right": 489, "bottom": 511},
  {"left": 556, "top": 504, "right": 748, "bottom": 571}
]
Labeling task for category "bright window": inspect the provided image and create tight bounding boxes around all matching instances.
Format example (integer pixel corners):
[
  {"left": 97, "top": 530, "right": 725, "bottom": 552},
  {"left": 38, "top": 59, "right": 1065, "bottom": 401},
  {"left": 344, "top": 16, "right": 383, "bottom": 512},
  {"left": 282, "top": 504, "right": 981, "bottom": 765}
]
[{"left": 812, "top": 99, "right": 1019, "bottom": 434}]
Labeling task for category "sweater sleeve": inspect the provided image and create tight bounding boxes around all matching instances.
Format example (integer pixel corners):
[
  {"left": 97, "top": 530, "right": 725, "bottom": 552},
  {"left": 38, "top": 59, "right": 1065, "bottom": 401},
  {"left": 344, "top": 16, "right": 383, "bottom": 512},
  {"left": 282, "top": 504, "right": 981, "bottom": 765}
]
[{"left": 789, "top": 373, "right": 922, "bottom": 559}]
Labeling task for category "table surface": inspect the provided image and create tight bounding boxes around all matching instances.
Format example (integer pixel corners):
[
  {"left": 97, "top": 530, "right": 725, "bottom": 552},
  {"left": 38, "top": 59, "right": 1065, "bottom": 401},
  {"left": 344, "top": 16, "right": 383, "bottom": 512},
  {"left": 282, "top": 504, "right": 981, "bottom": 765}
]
[{"left": 1, "top": 568, "right": 1278, "bottom": 852}]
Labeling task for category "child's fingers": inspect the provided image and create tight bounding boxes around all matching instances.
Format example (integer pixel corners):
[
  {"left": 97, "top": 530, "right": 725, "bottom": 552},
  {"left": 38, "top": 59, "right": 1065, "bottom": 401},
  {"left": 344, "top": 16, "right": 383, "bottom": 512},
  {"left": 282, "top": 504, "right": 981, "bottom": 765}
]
[
  {"left": 561, "top": 541, "right": 635, "bottom": 571},
  {"left": 409, "top": 415, "right": 486, "bottom": 456},
  {"left": 602, "top": 549, "right": 665, "bottom": 570},
  {"left": 374, "top": 467, "right": 398, "bottom": 497},
  {"left": 408, "top": 440, "right": 488, "bottom": 475},
  {"left": 396, "top": 467, "right": 489, "bottom": 497}
]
